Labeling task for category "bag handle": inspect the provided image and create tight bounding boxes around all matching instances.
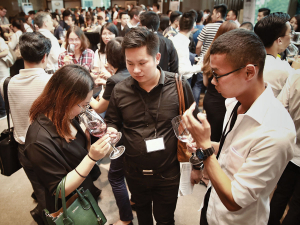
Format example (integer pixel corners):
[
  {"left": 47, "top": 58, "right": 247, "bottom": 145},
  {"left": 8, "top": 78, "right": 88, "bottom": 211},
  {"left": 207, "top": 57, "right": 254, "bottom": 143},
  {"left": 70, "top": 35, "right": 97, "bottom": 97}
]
[
  {"left": 175, "top": 74, "right": 185, "bottom": 115},
  {"left": 3, "top": 77, "right": 12, "bottom": 138}
]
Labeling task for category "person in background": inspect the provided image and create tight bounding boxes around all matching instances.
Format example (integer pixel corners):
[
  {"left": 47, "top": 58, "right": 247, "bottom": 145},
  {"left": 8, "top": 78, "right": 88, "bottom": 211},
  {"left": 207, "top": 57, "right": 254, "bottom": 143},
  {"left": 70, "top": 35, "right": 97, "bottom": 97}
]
[
  {"left": 35, "top": 12, "right": 61, "bottom": 72},
  {"left": 58, "top": 26, "right": 94, "bottom": 71},
  {"left": 28, "top": 10, "right": 36, "bottom": 24},
  {"left": 94, "top": 15, "right": 105, "bottom": 33},
  {"left": 0, "top": 32, "right": 52, "bottom": 225},
  {"left": 127, "top": 6, "right": 142, "bottom": 28},
  {"left": 290, "top": 15, "right": 300, "bottom": 32},
  {"left": 203, "top": 8, "right": 210, "bottom": 19},
  {"left": 152, "top": 3, "right": 161, "bottom": 14},
  {"left": 60, "top": 9, "right": 72, "bottom": 31},
  {"left": 24, "top": 64, "right": 110, "bottom": 219},
  {"left": 226, "top": 9, "right": 240, "bottom": 27},
  {"left": 166, "top": 10, "right": 173, "bottom": 18},
  {"left": 79, "top": 9, "right": 85, "bottom": 27},
  {"left": 196, "top": 4, "right": 227, "bottom": 57},
  {"left": 193, "top": 10, "right": 204, "bottom": 46},
  {"left": 257, "top": 8, "right": 271, "bottom": 21},
  {"left": 24, "top": 15, "right": 34, "bottom": 32},
  {"left": 254, "top": 12, "right": 294, "bottom": 97},
  {"left": 116, "top": 11, "right": 130, "bottom": 37},
  {"left": 82, "top": 15, "right": 94, "bottom": 31},
  {"left": 240, "top": 22, "right": 254, "bottom": 31},
  {"left": 163, "top": 10, "right": 182, "bottom": 38},
  {"left": 0, "top": 6, "right": 9, "bottom": 26},
  {"left": 158, "top": 14, "right": 169, "bottom": 34},
  {"left": 52, "top": 13, "right": 64, "bottom": 44},
  {"left": 112, "top": 7, "right": 118, "bottom": 22},
  {"left": 139, "top": 11, "right": 178, "bottom": 73}
]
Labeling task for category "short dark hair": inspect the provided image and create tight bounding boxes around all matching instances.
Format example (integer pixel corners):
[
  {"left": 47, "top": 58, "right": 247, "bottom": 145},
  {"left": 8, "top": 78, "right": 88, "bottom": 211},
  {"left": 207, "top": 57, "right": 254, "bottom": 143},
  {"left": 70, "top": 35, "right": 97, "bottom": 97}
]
[
  {"left": 34, "top": 12, "right": 51, "bottom": 28},
  {"left": 97, "top": 15, "right": 103, "bottom": 20},
  {"left": 179, "top": 12, "right": 194, "bottom": 32},
  {"left": 80, "top": 9, "right": 85, "bottom": 13},
  {"left": 204, "top": 9, "right": 210, "bottom": 14},
  {"left": 254, "top": 12, "right": 290, "bottom": 48},
  {"left": 28, "top": 10, "right": 36, "bottom": 15},
  {"left": 123, "top": 27, "right": 159, "bottom": 58},
  {"left": 170, "top": 11, "right": 182, "bottom": 24},
  {"left": 129, "top": 6, "right": 142, "bottom": 19},
  {"left": 119, "top": 11, "right": 128, "bottom": 19},
  {"left": 214, "top": 4, "right": 228, "bottom": 19},
  {"left": 230, "top": 9, "right": 238, "bottom": 18},
  {"left": 240, "top": 22, "right": 254, "bottom": 31},
  {"left": 66, "top": 26, "right": 90, "bottom": 52},
  {"left": 11, "top": 19, "right": 25, "bottom": 33},
  {"left": 189, "top": 9, "right": 198, "bottom": 22},
  {"left": 258, "top": 8, "right": 271, "bottom": 17},
  {"left": 159, "top": 14, "right": 170, "bottom": 32},
  {"left": 210, "top": 29, "right": 266, "bottom": 77},
  {"left": 196, "top": 10, "right": 204, "bottom": 23},
  {"left": 62, "top": 9, "right": 72, "bottom": 18},
  {"left": 99, "top": 23, "right": 119, "bottom": 54},
  {"left": 140, "top": 11, "right": 160, "bottom": 31},
  {"left": 0, "top": 6, "right": 6, "bottom": 11},
  {"left": 106, "top": 37, "right": 126, "bottom": 69},
  {"left": 19, "top": 32, "right": 51, "bottom": 63},
  {"left": 153, "top": 3, "right": 160, "bottom": 10}
]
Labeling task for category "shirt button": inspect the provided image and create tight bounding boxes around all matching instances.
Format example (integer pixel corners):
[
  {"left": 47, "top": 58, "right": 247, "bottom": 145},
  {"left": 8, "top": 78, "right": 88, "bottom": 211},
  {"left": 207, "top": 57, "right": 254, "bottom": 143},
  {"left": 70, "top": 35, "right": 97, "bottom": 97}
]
[{"left": 146, "top": 124, "right": 149, "bottom": 127}]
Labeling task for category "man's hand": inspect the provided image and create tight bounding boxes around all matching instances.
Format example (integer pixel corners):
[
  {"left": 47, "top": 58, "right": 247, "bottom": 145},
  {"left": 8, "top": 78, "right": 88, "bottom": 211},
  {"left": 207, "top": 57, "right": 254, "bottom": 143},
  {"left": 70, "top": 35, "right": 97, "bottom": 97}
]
[
  {"left": 182, "top": 102, "right": 211, "bottom": 149},
  {"left": 191, "top": 169, "right": 203, "bottom": 185}
]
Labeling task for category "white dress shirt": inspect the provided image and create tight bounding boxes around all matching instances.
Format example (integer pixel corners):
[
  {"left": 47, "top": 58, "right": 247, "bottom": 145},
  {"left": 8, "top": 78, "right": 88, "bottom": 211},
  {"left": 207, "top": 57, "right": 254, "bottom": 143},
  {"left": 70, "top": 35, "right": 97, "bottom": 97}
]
[
  {"left": 171, "top": 33, "right": 201, "bottom": 79},
  {"left": 205, "top": 84, "right": 296, "bottom": 225},
  {"left": 38, "top": 29, "right": 62, "bottom": 71},
  {"left": 0, "top": 37, "right": 10, "bottom": 79},
  {"left": 263, "top": 55, "right": 294, "bottom": 97},
  {"left": 8, "top": 30, "right": 22, "bottom": 50},
  {"left": 0, "top": 68, "right": 51, "bottom": 144},
  {"left": 278, "top": 72, "right": 300, "bottom": 167}
]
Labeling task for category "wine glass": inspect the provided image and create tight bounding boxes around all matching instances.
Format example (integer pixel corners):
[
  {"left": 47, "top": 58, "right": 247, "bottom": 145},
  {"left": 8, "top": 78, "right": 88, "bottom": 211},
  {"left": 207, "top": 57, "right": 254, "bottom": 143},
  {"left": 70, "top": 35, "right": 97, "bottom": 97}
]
[
  {"left": 67, "top": 44, "right": 75, "bottom": 57},
  {"left": 286, "top": 43, "right": 299, "bottom": 63},
  {"left": 171, "top": 115, "right": 202, "bottom": 165},
  {"left": 78, "top": 106, "right": 125, "bottom": 159}
]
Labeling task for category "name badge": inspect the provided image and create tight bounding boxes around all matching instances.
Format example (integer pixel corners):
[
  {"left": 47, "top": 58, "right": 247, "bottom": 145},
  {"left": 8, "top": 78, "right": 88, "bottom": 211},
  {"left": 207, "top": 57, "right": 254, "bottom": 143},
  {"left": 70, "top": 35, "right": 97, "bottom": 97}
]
[{"left": 145, "top": 136, "right": 165, "bottom": 153}]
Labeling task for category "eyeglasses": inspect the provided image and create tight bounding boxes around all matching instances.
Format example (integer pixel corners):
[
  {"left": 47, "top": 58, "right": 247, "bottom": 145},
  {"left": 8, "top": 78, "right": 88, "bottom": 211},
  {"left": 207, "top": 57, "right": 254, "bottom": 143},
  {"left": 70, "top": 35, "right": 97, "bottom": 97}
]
[
  {"left": 78, "top": 104, "right": 90, "bottom": 114},
  {"left": 212, "top": 64, "right": 257, "bottom": 83}
]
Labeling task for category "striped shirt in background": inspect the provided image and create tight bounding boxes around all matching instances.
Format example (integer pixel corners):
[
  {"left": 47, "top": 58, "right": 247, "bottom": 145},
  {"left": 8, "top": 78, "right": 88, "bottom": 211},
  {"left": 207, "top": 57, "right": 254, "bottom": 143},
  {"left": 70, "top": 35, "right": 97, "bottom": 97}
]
[
  {"left": 197, "top": 21, "right": 223, "bottom": 57},
  {"left": 0, "top": 68, "right": 51, "bottom": 144}
]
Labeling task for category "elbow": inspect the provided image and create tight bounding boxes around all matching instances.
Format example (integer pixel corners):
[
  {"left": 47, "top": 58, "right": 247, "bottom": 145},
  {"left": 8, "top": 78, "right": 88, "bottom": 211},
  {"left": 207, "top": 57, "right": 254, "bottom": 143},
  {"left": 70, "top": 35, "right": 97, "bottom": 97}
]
[{"left": 224, "top": 202, "right": 242, "bottom": 212}]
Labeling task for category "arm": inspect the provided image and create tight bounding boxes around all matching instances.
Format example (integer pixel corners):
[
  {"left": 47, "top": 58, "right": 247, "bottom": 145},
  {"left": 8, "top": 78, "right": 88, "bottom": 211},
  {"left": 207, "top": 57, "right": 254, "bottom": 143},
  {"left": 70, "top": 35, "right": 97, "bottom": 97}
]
[
  {"left": 8, "top": 33, "right": 17, "bottom": 50},
  {"left": 203, "top": 73, "right": 209, "bottom": 87},
  {"left": 105, "top": 87, "right": 123, "bottom": 131},
  {"left": 0, "top": 49, "right": 8, "bottom": 58},
  {"left": 195, "top": 27, "right": 206, "bottom": 56},
  {"left": 177, "top": 48, "right": 202, "bottom": 76},
  {"left": 89, "top": 97, "right": 109, "bottom": 113},
  {"left": 195, "top": 41, "right": 203, "bottom": 56}
]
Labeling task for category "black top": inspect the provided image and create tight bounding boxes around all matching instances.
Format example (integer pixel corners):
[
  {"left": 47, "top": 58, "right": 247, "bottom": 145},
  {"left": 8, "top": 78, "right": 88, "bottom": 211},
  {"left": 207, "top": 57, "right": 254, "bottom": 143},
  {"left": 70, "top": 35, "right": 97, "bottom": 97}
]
[
  {"left": 59, "top": 20, "right": 70, "bottom": 31},
  {"left": 157, "top": 32, "right": 179, "bottom": 73},
  {"left": 102, "top": 68, "right": 131, "bottom": 101},
  {"left": 116, "top": 23, "right": 130, "bottom": 37},
  {"left": 24, "top": 114, "right": 100, "bottom": 212},
  {"left": 54, "top": 25, "right": 63, "bottom": 41},
  {"left": 105, "top": 67, "right": 195, "bottom": 174}
]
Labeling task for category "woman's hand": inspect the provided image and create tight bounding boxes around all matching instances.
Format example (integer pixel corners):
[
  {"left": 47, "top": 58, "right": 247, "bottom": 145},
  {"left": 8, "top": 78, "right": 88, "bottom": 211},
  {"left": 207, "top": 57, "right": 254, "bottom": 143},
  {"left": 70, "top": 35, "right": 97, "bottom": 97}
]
[
  {"left": 99, "top": 71, "right": 112, "bottom": 80},
  {"left": 89, "top": 134, "right": 111, "bottom": 160},
  {"left": 104, "top": 63, "right": 116, "bottom": 76}
]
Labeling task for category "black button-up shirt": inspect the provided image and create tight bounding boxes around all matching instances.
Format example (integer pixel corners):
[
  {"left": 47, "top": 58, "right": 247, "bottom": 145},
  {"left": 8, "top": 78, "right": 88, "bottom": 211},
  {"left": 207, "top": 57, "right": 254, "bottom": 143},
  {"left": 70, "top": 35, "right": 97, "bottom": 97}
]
[{"left": 105, "top": 67, "right": 195, "bottom": 171}]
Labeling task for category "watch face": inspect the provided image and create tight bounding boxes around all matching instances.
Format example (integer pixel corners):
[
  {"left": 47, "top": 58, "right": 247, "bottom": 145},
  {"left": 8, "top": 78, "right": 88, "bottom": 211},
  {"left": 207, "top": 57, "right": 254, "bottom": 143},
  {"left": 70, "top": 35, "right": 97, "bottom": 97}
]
[{"left": 196, "top": 149, "right": 205, "bottom": 160}]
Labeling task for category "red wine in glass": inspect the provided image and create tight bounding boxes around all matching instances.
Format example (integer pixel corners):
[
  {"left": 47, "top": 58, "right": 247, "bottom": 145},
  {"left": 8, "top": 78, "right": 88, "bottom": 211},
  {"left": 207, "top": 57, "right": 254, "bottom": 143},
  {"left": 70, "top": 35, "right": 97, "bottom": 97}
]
[{"left": 88, "top": 120, "right": 107, "bottom": 138}]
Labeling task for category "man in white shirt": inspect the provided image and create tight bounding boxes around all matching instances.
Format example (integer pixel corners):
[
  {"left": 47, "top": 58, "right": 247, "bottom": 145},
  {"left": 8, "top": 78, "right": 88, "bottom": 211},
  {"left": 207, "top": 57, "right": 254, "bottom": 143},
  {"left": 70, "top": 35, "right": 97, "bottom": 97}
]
[
  {"left": 0, "top": 6, "right": 9, "bottom": 25},
  {"left": 0, "top": 32, "right": 52, "bottom": 225},
  {"left": 269, "top": 71, "right": 300, "bottom": 225},
  {"left": 127, "top": 6, "right": 142, "bottom": 28},
  {"left": 35, "top": 11, "right": 61, "bottom": 72},
  {"left": 255, "top": 12, "right": 294, "bottom": 97},
  {"left": 226, "top": 9, "right": 240, "bottom": 27},
  {"left": 183, "top": 29, "right": 296, "bottom": 225},
  {"left": 152, "top": 3, "right": 161, "bottom": 14},
  {"left": 196, "top": 4, "right": 227, "bottom": 56}
]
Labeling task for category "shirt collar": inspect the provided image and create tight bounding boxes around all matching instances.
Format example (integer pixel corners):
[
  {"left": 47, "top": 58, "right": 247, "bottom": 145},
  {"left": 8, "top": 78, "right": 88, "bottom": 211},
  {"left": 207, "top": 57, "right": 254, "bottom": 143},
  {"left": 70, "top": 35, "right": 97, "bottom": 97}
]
[
  {"left": 38, "top": 28, "right": 51, "bottom": 33},
  {"left": 130, "top": 66, "right": 165, "bottom": 89},
  {"left": 37, "top": 114, "right": 61, "bottom": 138},
  {"left": 244, "top": 83, "right": 274, "bottom": 125},
  {"left": 19, "top": 68, "right": 47, "bottom": 76}
]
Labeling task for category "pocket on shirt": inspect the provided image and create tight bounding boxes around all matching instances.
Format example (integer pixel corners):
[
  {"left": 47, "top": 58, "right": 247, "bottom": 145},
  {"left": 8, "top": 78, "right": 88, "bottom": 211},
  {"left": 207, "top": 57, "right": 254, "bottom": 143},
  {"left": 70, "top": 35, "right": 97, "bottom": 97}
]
[{"left": 225, "top": 146, "right": 245, "bottom": 176}]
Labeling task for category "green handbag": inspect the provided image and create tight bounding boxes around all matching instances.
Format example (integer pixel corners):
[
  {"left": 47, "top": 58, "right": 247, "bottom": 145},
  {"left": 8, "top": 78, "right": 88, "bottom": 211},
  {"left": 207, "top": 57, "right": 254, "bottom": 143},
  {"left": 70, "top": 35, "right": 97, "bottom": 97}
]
[{"left": 43, "top": 177, "right": 107, "bottom": 225}]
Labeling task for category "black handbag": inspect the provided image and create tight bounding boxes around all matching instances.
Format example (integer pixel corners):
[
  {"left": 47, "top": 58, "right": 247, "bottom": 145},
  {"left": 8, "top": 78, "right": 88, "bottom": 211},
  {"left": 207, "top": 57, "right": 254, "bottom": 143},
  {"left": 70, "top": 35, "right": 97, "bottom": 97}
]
[
  {"left": 0, "top": 77, "right": 22, "bottom": 176},
  {"left": 43, "top": 177, "right": 107, "bottom": 225}
]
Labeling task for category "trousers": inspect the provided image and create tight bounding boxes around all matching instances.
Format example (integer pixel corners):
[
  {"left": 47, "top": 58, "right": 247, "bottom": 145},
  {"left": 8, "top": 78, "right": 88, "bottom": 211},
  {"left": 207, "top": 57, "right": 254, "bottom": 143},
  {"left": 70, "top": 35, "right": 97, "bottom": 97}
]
[{"left": 268, "top": 161, "right": 300, "bottom": 225}]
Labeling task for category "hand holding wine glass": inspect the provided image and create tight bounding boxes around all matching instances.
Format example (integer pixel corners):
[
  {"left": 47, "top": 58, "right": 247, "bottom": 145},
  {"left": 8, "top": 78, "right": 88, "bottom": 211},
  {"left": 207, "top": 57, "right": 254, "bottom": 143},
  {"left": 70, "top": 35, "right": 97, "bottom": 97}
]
[
  {"left": 89, "top": 134, "right": 112, "bottom": 161},
  {"left": 64, "top": 44, "right": 75, "bottom": 65}
]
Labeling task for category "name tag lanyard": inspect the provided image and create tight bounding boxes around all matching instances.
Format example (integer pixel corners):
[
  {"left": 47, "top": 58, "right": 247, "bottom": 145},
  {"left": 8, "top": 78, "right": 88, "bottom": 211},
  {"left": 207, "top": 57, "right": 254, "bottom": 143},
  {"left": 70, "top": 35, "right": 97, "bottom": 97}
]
[{"left": 136, "top": 87, "right": 163, "bottom": 138}]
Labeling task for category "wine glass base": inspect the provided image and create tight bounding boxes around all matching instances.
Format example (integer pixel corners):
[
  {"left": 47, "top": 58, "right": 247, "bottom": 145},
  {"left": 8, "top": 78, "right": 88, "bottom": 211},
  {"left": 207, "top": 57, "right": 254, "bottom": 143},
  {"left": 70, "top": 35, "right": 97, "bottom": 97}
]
[{"left": 109, "top": 145, "right": 125, "bottom": 159}]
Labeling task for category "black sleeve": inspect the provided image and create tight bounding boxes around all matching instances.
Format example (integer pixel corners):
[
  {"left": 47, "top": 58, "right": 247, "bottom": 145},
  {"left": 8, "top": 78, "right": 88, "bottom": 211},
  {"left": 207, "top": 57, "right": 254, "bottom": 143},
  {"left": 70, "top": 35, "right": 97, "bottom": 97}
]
[
  {"left": 102, "top": 77, "right": 116, "bottom": 101},
  {"left": 104, "top": 86, "right": 124, "bottom": 131},
  {"left": 168, "top": 40, "right": 179, "bottom": 73},
  {"left": 182, "top": 76, "right": 200, "bottom": 115}
]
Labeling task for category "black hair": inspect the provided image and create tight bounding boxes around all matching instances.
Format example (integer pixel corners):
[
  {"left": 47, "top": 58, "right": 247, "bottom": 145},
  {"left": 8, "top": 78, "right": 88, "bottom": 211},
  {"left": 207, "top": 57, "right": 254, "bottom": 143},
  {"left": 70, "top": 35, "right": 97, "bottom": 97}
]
[
  {"left": 129, "top": 6, "right": 142, "bottom": 20},
  {"left": 204, "top": 9, "right": 210, "bottom": 14},
  {"left": 123, "top": 27, "right": 159, "bottom": 58},
  {"left": 179, "top": 12, "right": 194, "bottom": 32},
  {"left": 106, "top": 37, "right": 126, "bottom": 70},
  {"left": 11, "top": 19, "right": 25, "bottom": 33},
  {"left": 254, "top": 12, "right": 290, "bottom": 48},
  {"left": 153, "top": 3, "right": 160, "bottom": 10},
  {"left": 119, "top": 11, "right": 128, "bottom": 19},
  {"left": 99, "top": 23, "right": 119, "bottom": 54},
  {"left": 159, "top": 14, "right": 170, "bottom": 32},
  {"left": 229, "top": 9, "right": 238, "bottom": 18},
  {"left": 196, "top": 10, "right": 204, "bottom": 23},
  {"left": 291, "top": 15, "right": 300, "bottom": 32},
  {"left": 188, "top": 9, "right": 198, "bottom": 22},
  {"left": 210, "top": 29, "right": 266, "bottom": 77},
  {"left": 140, "top": 11, "right": 160, "bottom": 31},
  {"left": 240, "top": 22, "right": 254, "bottom": 31},
  {"left": 214, "top": 4, "right": 228, "bottom": 19},
  {"left": 170, "top": 11, "right": 182, "bottom": 24},
  {"left": 19, "top": 32, "right": 52, "bottom": 63},
  {"left": 62, "top": 9, "right": 72, "bottom": 18},
  {"left": 258, "top": 8, "right": 271, "bottom": 17},
  {"left": 28, "top": 10, "right": 36, "bottom": 15}
]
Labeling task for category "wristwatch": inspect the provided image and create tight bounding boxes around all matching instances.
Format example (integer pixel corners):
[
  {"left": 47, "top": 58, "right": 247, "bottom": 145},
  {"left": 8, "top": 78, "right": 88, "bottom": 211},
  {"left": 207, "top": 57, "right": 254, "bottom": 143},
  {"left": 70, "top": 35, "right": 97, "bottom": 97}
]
[{"left": 196, "top": 146, "right": 215, "bottom": 161}]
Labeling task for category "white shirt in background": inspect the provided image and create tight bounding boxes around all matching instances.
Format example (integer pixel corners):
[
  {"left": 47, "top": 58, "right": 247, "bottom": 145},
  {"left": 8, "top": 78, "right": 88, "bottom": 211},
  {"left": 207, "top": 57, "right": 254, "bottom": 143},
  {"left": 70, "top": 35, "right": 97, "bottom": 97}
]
[
  {"left": 24, "top": 23, "right": 33, "bottom": 32},
  {"left": 205, "top": 84, "right": 296, "bottom": 225},
  {"left": 263, "top": 55, "right": 294, "bottom": 97},
  {"left": 0, "top": 37, "right": 10, "bottom": 79},
  {"left": 38, "top": 29, "right": 61, "bottom": 72},
  {"left": 94, "top": 49, "right": 109, "bottom": 74},
  {"left": 0, "top": 68, "right": 52, "bottom": 144},
  {"left": 171, "top": 32, "right": 201, "bottom": 79},
  {"left": 278, "top": 72, "right": 300, "bottom": 167},
  {"left": 8, "top": 30, "right": 22, "bottom": 50}
]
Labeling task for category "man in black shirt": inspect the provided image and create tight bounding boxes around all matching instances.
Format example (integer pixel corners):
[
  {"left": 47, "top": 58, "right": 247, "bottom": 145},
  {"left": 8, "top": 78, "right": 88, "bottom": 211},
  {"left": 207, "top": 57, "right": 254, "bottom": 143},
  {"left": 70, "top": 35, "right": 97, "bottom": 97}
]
[
  {"left": 105, "top": 27, "right": 196, "bottom": 225},
  {"left": 139, "top": 11, "right": 179, "bottom": 73}
]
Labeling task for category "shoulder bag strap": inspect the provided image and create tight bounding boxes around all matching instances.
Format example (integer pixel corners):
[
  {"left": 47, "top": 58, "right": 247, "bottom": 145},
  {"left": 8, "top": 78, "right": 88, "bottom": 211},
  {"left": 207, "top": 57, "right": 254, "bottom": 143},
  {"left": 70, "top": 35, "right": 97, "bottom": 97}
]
[
  {"left": 175, "top": 73, "right": 183, "bottom": 115},
  {"left": 178, "top": 74, "right": 186, "bottom": 113},
  {"left": 3, "top": 77, "right": 12, "bottom": 134}
]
